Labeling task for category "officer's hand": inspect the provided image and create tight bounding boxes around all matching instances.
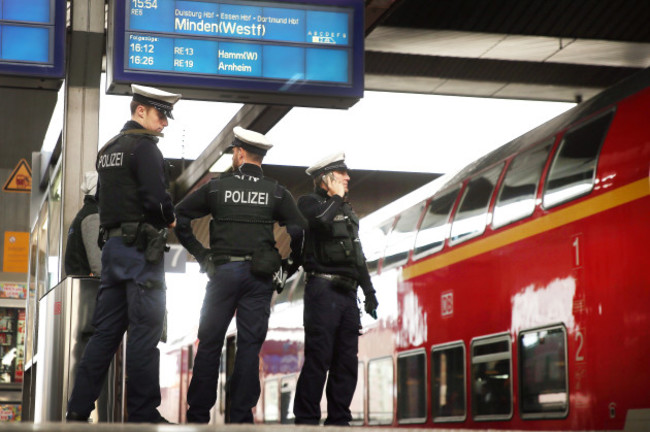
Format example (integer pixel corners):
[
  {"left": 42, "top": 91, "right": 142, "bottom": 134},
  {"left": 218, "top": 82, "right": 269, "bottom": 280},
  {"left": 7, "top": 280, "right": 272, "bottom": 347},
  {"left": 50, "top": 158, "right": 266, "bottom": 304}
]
[
  {"left": 282, "top": 258, "right": 300, "bottom": 279},
  {"left": 168, "top": 218, "right": 177, "bottom": 229},
  {"left": 197, "top": 248, "right": 211, "bottom": 273},
  {"left": 325, "top": 175, "right": 345, "bottom": 197},
  {"left": 364, "top": 291, "right": 379, "bottom": 319},
  {"left": 273, "top": 269, "right": 285, "bottom": 294}
]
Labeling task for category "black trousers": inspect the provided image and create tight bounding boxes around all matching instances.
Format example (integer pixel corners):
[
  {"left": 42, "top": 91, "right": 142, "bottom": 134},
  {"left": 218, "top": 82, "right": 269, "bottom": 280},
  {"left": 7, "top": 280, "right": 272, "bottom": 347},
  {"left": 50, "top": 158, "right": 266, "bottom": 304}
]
[
  {"left": 186, "top": 261, "right": 273, "bottom": 424},
  {"left": 67, "top": 238, "right": 166, "bottom": 422},
  {"left": 293, "top": 276, "right": 360, "bottom": 425}
]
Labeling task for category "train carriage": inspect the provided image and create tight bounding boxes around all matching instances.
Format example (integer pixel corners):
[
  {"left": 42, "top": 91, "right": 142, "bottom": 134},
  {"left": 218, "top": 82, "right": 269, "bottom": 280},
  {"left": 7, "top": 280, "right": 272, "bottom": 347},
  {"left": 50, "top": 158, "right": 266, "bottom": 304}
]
[{"left": 162, "top": 67, "right": 650, "bottom": 430}]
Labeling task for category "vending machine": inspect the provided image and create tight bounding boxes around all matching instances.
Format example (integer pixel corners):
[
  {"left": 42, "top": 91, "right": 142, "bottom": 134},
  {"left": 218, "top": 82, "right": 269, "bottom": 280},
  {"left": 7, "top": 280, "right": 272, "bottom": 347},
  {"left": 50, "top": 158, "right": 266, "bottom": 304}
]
[{"left": 0, "top": 282, "right": 26, "bottom": 422}]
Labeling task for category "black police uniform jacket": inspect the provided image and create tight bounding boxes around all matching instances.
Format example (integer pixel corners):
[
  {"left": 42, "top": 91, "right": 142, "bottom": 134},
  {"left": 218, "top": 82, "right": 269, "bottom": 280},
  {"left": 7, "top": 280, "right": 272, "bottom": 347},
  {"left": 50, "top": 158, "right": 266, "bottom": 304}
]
[
  {"left": 174, "top": 163, "right": 306, "bottom": 263},
  {"left": 64, "top": 195, "right": 99, "bottom": 275},
  {"left": 298, "top": 187, "right": 373, "bottom": 294},
  {"left": 95, "top": 121, "right": 175, "bottom": 229}
]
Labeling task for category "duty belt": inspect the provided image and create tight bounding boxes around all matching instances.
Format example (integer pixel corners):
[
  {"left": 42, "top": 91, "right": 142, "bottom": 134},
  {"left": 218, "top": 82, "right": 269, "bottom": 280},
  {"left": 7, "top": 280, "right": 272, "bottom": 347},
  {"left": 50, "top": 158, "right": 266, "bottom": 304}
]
[
  {"left": 213, "top": 255, "right": 253, "bottom": 263},
  {"left": 308, "top": 272, "right": 358, "bottom": 291},
  {"left": 107, "top": 227, "right": 124, "bottom": 238}
]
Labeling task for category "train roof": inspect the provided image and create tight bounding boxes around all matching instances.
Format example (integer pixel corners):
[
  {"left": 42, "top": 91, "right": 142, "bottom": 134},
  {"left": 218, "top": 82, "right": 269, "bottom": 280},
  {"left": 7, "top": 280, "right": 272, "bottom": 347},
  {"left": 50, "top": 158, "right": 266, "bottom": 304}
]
[{"left": 360, "top": 67, "right": 650, "bottom": 230}]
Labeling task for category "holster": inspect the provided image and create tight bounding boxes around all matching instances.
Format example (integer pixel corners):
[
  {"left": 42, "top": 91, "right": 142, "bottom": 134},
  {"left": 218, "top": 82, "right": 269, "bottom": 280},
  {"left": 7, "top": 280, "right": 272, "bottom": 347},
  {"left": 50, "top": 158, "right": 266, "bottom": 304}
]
[
  {"left": 98, "top": 226, "right": 107, "bottom": 250},
  {"left": 251, "top": 248, "right": 282, "bottom": 277},
  {"left": 330, "top": 275, "right": 358, "bottom": 292},
  {"left": 120, "top": 222, "right": 140, "bottom": 246},
  {"left": 137, "top": 223, "right": 169, "bottom": 264}
]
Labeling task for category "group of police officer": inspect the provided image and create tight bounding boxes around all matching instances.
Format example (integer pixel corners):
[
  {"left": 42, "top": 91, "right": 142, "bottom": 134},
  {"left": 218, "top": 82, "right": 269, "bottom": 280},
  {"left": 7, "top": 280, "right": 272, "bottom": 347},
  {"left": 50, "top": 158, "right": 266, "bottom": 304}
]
[{"left": 65, "top": 85, "right": 378, "bottom": 425}]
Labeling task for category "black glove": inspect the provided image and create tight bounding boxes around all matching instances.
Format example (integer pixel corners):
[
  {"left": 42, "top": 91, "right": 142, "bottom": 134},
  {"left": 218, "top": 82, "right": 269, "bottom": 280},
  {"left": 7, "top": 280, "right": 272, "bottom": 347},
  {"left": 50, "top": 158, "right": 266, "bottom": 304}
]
[
  {"left": 363, "top": 291, "right": 378, "bottom": 319},
  {"left": 283, "top": 258, "right": 301, "bottom": 279},
  {"left": 197, "top": 249, "right": 220, "bottom": 279},
  {"left": 196, "top": 248, "right": 211, "bottom": 273}
]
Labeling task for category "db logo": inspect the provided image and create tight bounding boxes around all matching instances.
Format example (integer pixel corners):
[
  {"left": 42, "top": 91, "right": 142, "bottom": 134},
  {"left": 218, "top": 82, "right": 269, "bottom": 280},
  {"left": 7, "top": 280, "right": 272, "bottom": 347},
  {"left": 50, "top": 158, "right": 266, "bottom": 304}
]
[
  {"left": 54, "top": 301, "right": 62, "bottom": 315},
  {"left": 441, "top": 291, "right": 453, "bottom": 317}
]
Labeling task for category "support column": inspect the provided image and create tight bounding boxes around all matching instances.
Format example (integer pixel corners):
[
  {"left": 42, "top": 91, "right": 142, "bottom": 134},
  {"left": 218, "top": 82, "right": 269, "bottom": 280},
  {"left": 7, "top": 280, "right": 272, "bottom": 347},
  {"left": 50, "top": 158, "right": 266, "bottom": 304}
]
[{"left": 59, "top": 0, "right": 105, "bottom": 279}]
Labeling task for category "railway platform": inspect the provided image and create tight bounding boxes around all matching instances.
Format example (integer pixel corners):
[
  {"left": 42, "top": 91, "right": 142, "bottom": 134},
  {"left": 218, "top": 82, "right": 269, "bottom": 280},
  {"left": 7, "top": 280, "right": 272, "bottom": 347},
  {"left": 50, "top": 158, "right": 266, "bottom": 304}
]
[{"left": 0, "top": 424, "right": 412, "bottom": 432}]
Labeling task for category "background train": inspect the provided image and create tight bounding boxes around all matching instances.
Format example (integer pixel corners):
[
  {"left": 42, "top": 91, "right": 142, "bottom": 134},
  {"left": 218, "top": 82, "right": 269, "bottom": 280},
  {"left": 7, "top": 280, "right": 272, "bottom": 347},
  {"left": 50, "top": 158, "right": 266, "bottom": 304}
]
[{"left": 159, "top": 67, "right": 650, "bottom": 430}]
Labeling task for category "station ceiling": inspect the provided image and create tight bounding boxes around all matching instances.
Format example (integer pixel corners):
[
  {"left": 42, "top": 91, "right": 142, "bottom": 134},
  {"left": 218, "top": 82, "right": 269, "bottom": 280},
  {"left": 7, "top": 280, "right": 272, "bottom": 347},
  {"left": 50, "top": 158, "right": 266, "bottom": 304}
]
[{"left": 365, "top": 0, "right": 650, "bottom": 102}]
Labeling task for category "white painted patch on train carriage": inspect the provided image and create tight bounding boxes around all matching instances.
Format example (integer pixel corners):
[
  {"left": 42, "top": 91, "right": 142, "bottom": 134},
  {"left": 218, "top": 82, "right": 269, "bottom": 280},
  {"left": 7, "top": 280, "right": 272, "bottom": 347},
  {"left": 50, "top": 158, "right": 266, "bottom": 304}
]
[
  {"left": 398, "top": 290, "right": 428, "bottom": 348},
  {"left": 511, "top": 276, "right": 576, "bottom": 332}
]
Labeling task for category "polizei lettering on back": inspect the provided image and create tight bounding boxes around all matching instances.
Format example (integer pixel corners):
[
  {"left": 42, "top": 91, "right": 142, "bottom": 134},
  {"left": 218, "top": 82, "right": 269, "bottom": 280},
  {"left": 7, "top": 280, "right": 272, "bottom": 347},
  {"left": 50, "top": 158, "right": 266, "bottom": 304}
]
[
  {"left": 97, "top": 152, "right": 124, "bottom": 168},
  {"left": 224, "top": 190, "right": 269, "bottom": 205}
]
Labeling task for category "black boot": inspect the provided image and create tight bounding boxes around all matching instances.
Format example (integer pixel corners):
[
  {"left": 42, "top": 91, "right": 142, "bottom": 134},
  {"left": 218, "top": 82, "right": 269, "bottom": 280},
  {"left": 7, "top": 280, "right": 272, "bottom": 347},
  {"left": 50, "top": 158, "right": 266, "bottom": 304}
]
[{"left": 66, "top": 411, "right": 89, "bottom": 422}]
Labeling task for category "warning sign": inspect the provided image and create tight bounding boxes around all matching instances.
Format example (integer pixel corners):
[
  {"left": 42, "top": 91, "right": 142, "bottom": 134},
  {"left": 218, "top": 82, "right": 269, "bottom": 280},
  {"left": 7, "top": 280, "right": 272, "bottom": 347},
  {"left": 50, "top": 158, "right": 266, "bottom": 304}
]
[{"left": 3, "top": 159, "right": 32, "bottom": 193}]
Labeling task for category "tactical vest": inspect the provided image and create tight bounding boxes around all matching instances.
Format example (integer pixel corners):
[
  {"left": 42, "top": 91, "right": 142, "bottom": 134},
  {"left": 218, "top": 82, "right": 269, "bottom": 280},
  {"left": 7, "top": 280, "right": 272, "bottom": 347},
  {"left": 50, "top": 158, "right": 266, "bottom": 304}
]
[
  {"left": 64, "top": 196, "right": 98, "bottom": 275},
  {"left": 208, "top": 173, "right": 280, "bottom": 254},
  {"left": 95, "top": 130, "right": 155, "bottom": 228},
  {"left": 305, "top": 194, "right": 365, "bottom": 268}
]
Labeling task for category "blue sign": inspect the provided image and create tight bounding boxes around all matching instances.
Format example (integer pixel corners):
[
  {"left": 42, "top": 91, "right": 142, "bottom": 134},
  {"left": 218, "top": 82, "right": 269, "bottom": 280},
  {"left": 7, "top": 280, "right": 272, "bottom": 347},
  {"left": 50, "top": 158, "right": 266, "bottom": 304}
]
[
  {"left": 109, "top": 0, "right": 364, "bottom": 108},
  {"left": 0, "top": 0, "right": 65, "bottom": 78}
]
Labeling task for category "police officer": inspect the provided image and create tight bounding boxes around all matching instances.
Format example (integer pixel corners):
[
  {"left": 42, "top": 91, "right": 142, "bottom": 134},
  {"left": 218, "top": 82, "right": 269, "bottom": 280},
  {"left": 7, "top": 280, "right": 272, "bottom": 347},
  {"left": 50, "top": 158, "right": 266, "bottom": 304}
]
[
  {"left": 174, "top": 126, "right": 306, "bottom": 424},
  {"left": 293, "top": 152, "right": 378, "bottom": 426},
  {"left": 66, "top": 84, "right": 180, "bottom": 423},
  {"left": 65, "top": 171, "right": 101, "bottom": 276}
]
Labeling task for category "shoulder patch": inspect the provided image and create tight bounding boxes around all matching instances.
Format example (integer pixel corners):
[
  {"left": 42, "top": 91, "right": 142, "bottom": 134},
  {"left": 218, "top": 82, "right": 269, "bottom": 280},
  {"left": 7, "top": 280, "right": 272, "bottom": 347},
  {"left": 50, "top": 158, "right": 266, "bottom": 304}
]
[
  {"left": 273, "top": 182, "right": 284, "bottom": 199},
  {"left": 208, "top": 179, "right": 221, "bottom": 194}
]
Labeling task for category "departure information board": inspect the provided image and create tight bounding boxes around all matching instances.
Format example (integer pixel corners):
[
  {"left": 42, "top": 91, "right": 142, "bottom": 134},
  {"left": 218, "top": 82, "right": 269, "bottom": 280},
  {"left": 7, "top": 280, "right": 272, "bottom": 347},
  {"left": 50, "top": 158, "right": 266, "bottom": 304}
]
[
  {"left": 0, "top": 0, "right": 65, "bottom": 78},
  {"left": 108, "top": 0, "right": 364, "bottom": 108}
]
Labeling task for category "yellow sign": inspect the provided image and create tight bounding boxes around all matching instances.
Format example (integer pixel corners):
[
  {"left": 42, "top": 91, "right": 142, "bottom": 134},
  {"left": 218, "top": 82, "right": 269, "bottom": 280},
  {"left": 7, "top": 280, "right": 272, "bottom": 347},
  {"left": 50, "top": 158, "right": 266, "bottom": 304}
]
[
  {"left": 3, "top": 232, "right": 29, "bottom": 273},
  {"left": 3, "top": 159, "right": 32, "bottom": 193}
]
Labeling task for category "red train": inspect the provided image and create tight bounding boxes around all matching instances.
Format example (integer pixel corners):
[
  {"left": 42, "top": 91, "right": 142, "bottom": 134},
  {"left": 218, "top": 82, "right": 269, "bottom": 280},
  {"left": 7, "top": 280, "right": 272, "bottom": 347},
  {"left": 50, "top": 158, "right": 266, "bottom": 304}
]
[{"left": 161, "top": 67, "right": 650, "bottom": 429}]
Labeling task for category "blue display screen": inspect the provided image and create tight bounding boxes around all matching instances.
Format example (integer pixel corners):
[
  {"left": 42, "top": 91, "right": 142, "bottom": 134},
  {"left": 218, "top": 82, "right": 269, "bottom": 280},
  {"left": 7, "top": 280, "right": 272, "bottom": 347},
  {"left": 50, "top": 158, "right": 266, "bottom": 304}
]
[
  {"left": 1, "top": 25, "right": 50, "bottom": 62},
  {"left": 126, "top": 32, "right": 349, "bottom": 83},
  {"left": 0, "top": 0, "right": 65, "bottom": 78},
  {"left": 110, "top": 0, "right": 364, "bottom": 108}
]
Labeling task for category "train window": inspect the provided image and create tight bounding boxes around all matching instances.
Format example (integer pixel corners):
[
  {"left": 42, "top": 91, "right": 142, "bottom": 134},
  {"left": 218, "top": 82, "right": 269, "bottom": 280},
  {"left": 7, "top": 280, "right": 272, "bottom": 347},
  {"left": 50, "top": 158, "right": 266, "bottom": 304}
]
[
  {"left": 362, "top": 219, "right": 394, "bottom": 274},
  {"left": 397, "top": 349, "right": 427, "bottom": 424},
  {"left": 350, "top": 362, "right": 365, "bottom": 425},
  {"left": 432, "top": 342, "right": 466, "bottom": 422},
  {"left": 543, "top": 110, "right": 615, "bottom": 208},
  {"left": 493, "top": 140, "right": 553, "bottom": 228},
  {"left": 383, "top": 203, "right": 424, "bottom": 269},
  {"left": 518, "top": 325, "right": 569, "bottom": 419},
  {"left": 471, "top": 334, "right": 513, "bottom": 421},
  {"left": 264, "top": 379, "right": 280, "bottom": 422},
  {"left": 368, "top": 356, "right": 394, "bottom": 425},
  {"left": 412, "top": 187, "right": 460, "bottom": 260},
  {"left": 450, "top": 164, "right": 504, "bottom": 245}
]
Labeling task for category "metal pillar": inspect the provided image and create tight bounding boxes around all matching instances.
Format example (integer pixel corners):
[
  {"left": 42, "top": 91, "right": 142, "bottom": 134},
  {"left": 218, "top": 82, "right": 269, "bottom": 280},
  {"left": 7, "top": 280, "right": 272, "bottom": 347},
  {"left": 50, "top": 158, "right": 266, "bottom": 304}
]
[{"left": 59, "top": 0, "right": 105, "bottom": 280}]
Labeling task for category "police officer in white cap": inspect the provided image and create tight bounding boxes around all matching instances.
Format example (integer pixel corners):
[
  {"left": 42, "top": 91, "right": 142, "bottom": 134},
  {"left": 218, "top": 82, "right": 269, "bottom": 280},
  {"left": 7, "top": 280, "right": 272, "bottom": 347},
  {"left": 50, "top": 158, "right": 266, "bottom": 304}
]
[
  {"left": 293, "top": 152, "right": 378, "bottom": 426},
  {"left": 66, "top": 84, "right": 180, "bottom": 423},
  {"left": 174, "top": 126, "right": 307, "bottom": 424}
]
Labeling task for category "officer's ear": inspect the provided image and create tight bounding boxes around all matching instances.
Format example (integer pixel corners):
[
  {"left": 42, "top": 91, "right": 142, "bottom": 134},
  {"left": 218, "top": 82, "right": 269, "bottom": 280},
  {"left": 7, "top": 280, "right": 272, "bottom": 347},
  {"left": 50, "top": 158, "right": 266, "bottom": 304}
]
[
  {"left": 320, "top": 174, "right": 331, "bottom": 189},
  {"left": 133, "top": 104, "right": 147, "bottom": 119}
]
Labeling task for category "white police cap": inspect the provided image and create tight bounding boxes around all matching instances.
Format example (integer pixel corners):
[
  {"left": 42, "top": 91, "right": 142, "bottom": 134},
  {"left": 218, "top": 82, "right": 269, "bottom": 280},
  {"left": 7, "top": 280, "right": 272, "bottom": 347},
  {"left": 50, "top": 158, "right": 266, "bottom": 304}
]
[
  {"left": 231, "top": 126, "right": 273, "bottom": 156},
  {"left": 131, "top": 84, "right": 182, "bottom": 119},
  {"left": 305, "top": 151, "right": 348, "bottom": 178}
]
